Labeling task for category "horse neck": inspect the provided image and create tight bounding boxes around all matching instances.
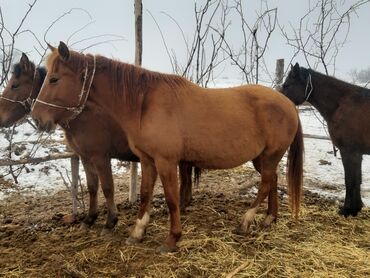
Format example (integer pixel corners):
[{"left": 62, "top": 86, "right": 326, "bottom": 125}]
[
  {"left": 89, "top": 73, "right": 140, "bottom": 132},
  {"left": 308, "top": 71, "right": 347, "bottom": 121}
]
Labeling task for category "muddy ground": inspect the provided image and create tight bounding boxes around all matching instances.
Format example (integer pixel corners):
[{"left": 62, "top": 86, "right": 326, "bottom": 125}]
[{"left": 0, "top": 166, "right": 369, "bottom": 277}]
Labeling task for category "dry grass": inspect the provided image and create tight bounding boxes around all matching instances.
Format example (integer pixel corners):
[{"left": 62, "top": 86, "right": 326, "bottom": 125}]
[{"left": 0, "top": 166, "right": 369, "bottom": 277}]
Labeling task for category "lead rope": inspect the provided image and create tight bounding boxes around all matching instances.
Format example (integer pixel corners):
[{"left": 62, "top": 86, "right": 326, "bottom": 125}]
[{"left": 32, "top": 55, "right": 96, "bottom": 121}]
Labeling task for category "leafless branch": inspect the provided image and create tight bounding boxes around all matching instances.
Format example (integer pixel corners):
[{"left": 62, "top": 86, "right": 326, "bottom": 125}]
[{"left": 280, "top": 0, "right": 370, "bottom": 75}]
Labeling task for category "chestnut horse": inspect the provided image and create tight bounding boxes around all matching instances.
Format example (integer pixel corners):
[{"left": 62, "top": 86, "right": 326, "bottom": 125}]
[
  {"left": 32, "top": 42, "right": 303, "bottom": 252},
  {"left": 281, "top": 63, "right": 369, "bottom": 217},
  {"left": 0, "top": 53, "right": 197, "bottom": 234}
]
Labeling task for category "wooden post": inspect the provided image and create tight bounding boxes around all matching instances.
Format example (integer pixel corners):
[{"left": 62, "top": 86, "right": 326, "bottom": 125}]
[
  {"left": 67, "top": 143, "right": 80, "bottom": 216},
  {"left": 129, "top": 0, "right": 143, "bottom": 203},
  {"left": 70, "top": 156, "right": 80, "bottom": 215},
  {"left": 274, "top": 58, "right": 284, "bottom": 90}
]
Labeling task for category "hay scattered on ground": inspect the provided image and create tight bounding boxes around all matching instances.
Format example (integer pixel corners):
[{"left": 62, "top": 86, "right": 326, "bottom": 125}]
[{"left": 0, "top": 166, "right": 369, "bottom": 277}]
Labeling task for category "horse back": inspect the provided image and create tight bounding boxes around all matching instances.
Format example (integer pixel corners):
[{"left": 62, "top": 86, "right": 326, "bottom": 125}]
[{"left": 138, "top": 83, "right": 298, "bottom": 168}]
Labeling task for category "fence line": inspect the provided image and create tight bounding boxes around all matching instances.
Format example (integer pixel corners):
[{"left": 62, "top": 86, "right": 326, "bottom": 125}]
[{"left": 0, "top": 152, "right": 76, "bottom": 166}]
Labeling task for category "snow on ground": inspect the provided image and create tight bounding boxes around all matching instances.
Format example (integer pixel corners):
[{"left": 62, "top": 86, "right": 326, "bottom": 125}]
[{"left": 0, "top": 80, "right": 369, "bottom": 207}]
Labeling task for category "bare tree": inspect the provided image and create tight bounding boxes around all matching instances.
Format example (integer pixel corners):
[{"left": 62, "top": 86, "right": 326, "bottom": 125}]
[
  {"left": 280, "top": 0, "right": 370, "bottom": 75},
  {"left": 151, "top": 0, "right": 230, "bottom": 87},
  {"left": 214, "top": 0, "right": 277, "bottom": 84},
  {"left": 348, "top": 67, "right": 370, "bottom": 87},
  {"left": 0, "top": 0, "right": 38, "bottom": 87}
]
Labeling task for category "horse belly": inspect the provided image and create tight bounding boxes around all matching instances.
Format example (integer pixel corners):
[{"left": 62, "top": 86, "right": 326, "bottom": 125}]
[{"left": 185, "top": 135, "right": 264, "bottom": 169}]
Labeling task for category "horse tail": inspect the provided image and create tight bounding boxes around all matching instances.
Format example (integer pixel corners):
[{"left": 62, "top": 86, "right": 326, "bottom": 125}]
[
  {"left": 179, "top": 162, "right": 201, "bottom": 210},
  {"left": 287, "top": 117, "right": 304, "bottom": 220},
  {"left": 193, "top": 166, "right": 201, "bottom": 186}
]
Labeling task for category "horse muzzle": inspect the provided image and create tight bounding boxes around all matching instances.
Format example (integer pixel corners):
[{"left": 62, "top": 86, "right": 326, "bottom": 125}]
[
  {"left": 0, "top": 117, "right": 13, "bottom": 128},
  {"left": 33, "top": 118, "right": 56, "bottom": 133}
]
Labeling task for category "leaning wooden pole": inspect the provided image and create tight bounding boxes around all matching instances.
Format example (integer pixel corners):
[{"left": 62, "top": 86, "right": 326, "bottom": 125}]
[
  {"left": 129, "top": 0, "right": 143, "bottom": 203},
  {"left": 274, "top": 58, "right": 284, "bottom": 90}
]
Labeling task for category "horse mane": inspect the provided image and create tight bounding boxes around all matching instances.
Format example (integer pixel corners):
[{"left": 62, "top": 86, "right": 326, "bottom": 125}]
[
  {"left": 13, "top": 62, "right": 34, "bottom": 78},
  {"left": 47, "top": 50, "right": 189, "bottom": 110},
  {"left": 37, "top": 67, "right": 47, "bottom": 84},
  {"left": 302, "top": 66, "right": 370, "bottom": 95}
]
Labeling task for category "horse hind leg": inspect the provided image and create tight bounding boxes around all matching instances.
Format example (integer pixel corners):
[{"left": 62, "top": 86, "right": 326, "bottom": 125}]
[
  {"left": 92, "top": 156, "right": 118, "bottom": 235},
  {"left": 126, "top": 157, "right": 157, "bottom": 245},
  {"left": 237, "top": 153, "right": 280, "bottom": 234},
  {"left": 179, "top": 161, "right": 193, "bottom": 212},
  {"left": 264, "top": 172, "right": 278, "bottom": 227},
  {"left": 252, "top": 156, "right": 278, "bottom": 227},
  {"left": 339, "top": 149, "right": 363, "bottom": 217},
  {"left": 80, "top": 158, "right": 99, "bottom": 230}
]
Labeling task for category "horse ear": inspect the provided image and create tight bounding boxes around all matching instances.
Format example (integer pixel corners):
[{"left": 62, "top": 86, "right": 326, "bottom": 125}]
[
  {"left": 46, "top": 42, "right": 56, "bottom": 52},
  {"left": 58, "top": 41, "right": 70, "bottom": 61},
  {"left": 20, "top": 52, "right": 31, "bottom": 71},
  {"left": 20, "top": 52, "right": 30, "bottom": 65},
  {"left": 291, "top": 62, "right": 300, "bottom": 77}
]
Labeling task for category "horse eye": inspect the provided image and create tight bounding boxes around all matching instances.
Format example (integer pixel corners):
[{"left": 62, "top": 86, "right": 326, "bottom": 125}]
[
  {"left": 11, "top": 83, "right": 19, "bottom": 90},
  {"left": 49, "top": 77, "right": 59, "bottom": 84}
]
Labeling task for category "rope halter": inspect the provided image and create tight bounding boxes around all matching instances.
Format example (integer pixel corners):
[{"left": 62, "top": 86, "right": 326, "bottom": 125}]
[
  {"left": 32, "top": 55, "right": 96, "bottom": 121},
  {"left": 0, "top": 68, "right": 38, "bottom": 112},
  {"left": 304, "top": 73, "right": 313, "bottom": 102}
]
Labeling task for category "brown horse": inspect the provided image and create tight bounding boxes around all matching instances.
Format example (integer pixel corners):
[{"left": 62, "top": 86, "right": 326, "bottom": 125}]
[
  {"left": 0, "top": 53, "right": 196, "bottom": 234},
  {"left": 281, "top": 63, "right": 369, "bottom": 217},
  {"left": 31, "top": 42, "right": 304, "bottom": 252}
]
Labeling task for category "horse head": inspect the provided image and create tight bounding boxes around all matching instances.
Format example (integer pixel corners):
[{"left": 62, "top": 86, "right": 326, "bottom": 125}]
[
  {"left": 0, "top": 53, "right": 45, "bottom": 127},
  {"left": 281, "top": 62, "right": 311, "bottom": 105},
  {"left": 31, "top": 41, "right": 95, "bottom": 132}
]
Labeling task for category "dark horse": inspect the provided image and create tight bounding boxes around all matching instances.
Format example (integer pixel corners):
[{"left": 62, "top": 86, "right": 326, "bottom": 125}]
[
  {"left": 32, "top": 42, "right": 304, "bottom": 252},
  {"left": 282, "top": 63, "right": 368, "bottom": 217},
  {"left": 0, "top": 53, "right": 197, "bottom": 234}
]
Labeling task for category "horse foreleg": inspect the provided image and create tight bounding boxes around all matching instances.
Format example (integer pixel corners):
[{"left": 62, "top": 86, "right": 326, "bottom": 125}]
[
  {"left": 156, "top": 158, "right": 181, "bottom": 253},
  {"left": 93, "top": 156, "right": 117, "bottom": 235},
  {"left": 80, "top": 158, "right": 99, "bottom": 229},
  {"left": 126, "top": 159, "right": 157, "bottom": 244},
  {"left": 339, "top": 149, "right": 363, "bottom": 217}
]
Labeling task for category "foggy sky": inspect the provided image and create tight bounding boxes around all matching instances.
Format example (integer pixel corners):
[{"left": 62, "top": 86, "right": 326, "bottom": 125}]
[{"left": 1, "top": 0, "right": 369, "bottom": 81}]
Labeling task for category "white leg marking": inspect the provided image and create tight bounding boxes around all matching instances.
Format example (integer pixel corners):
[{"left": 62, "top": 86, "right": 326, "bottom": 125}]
[
  {"left": 263, "top": 214, "right": 276, "bottom": 226},
  {"left": 241, "top": 207, "right": 257, "bottom": 230},
  {"left": 130, "top": 212, "right": 150, "bottom": 239}
]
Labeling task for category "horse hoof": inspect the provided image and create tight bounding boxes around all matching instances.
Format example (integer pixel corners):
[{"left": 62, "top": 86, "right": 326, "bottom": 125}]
[
  {"left": 100, "top": 227, "right": 114, "bottom": 236},
  {"left": 126, "top": 236, "right": 142, "bottom": 245},
  {"left": 233, "top": 225, "right": 248, "bottom": 236},
  {"left": 338, "top": 206, "right": 361, "bottom": 217},
  {"left": 261, "top": 215, "right": 276, "bottom": 228},
  {"left": 80, "top": 222, "right": 90, "bottom": 231},
  {"left": 62, "top": 214, "right": 77, "bottom": 224},
  {"left": 156, "top": 244, "right": 178, "bottom": 254}
]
